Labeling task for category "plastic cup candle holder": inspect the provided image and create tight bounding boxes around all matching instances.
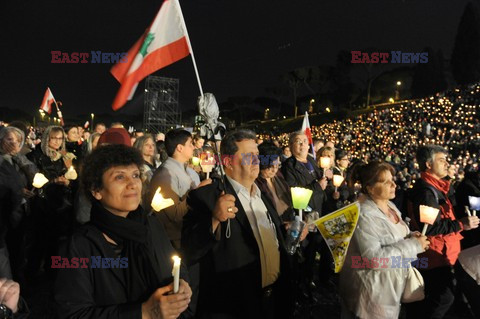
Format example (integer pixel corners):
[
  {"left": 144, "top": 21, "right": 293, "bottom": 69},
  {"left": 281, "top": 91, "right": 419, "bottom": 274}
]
[{"left": 291, "top": 187, "right": 313, "bottom": 221}]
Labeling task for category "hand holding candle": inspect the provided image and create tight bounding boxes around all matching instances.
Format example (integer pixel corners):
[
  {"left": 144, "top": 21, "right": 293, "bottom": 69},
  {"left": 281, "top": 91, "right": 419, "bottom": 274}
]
[
  {"left": 151, "top": 187, "right": 174, "bottom": 212},
  {"left": 32, "top": 173, "right": 49, "bottom": 188},
  {"left": 419, "top": 205, "right": 439, "bottom": 235},
  {"left": 172, "top": 256, "right": 181, "bottom": 294}
]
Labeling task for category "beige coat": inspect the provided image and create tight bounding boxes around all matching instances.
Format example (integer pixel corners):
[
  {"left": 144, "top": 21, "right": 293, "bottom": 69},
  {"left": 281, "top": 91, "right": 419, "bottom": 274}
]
[{"left": 339, "top": 199, "right": 423, "bottom": 319}]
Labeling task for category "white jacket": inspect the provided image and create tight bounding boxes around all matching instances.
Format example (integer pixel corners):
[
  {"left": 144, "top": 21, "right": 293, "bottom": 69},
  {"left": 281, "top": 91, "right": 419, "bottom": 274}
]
[{"left": 339, "top": 199, "right": 423, "bottom": 319}]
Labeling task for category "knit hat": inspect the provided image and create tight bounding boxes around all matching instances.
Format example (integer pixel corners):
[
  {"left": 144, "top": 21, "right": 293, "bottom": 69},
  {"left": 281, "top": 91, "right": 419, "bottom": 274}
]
[{"left": 98, "top": 128, "right": 131, "bottom": 146}]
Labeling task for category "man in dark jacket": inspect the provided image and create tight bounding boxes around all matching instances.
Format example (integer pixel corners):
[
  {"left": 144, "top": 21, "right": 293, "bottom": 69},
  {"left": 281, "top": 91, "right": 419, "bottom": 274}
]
[
  {"left": 407, "top": 145, "right": 479, "bottom": 319},
  {"left": 281, "top": 131, "right": 327, "bottom": 213},
  {"left": 182, "top": 130, "right": 292, "bottom": 319}
]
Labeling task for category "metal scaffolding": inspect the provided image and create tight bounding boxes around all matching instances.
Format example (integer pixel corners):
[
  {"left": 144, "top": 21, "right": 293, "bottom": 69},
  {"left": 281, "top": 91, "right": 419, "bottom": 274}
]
[{"left": 143, "top": 76, "right": 181, "bottom": 134}]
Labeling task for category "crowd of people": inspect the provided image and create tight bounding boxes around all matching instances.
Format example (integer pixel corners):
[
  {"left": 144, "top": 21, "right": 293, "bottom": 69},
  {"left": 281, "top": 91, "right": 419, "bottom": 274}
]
[{"left": 0, "top": 83, "right": 479, "bottom": 319}]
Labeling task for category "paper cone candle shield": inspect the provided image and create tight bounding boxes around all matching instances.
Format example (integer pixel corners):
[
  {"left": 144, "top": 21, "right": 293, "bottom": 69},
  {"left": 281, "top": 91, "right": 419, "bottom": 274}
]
[
  {"left": 291, "top": 187, "right": 313, "bottom": 210},
  {"left": 333, "top": 175, "right": 345, "bottom": 187},
  {"left": 419, "top": 205, "right": 439, "bottom": 225},
  {"left": 32, "top": 173, "right": 49, "bottom": 188},
  {"left": 151, "top": 187, "right": 175, "bottom": 212},
  {"left": 320, "top": 157, "right": 331, "bottom": 169},
  {"left": 468, "top": 196, "right": 480, "bottom": 210},
  {"left": 65, "top": 166, "right": 78, "bottom": 180}
]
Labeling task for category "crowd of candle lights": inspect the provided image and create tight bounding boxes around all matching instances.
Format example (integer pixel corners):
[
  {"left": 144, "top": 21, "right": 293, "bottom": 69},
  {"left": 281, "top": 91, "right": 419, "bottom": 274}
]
[{"left": 258, "top": 83, "right": 480, "bottom": 188}]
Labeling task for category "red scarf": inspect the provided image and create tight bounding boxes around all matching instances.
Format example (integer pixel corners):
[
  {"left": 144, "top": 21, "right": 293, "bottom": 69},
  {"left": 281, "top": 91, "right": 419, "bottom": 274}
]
[
  {"left": 420, "top": 171, "right": 463, "bottom": 268},
  {"left": 420, "top": 171, "right": 450, "bottom": 195}
]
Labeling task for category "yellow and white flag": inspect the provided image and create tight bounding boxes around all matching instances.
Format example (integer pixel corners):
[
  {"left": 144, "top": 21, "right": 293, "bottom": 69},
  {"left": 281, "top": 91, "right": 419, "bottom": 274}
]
[{"left": 314, "top": 202, "right": 360, "bottom": 273}]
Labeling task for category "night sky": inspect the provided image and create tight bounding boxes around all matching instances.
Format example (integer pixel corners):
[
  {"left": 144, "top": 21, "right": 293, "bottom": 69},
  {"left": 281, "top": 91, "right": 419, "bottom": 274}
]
[{"left": 1, "top": 0, "right": 470, "bottom": 120}]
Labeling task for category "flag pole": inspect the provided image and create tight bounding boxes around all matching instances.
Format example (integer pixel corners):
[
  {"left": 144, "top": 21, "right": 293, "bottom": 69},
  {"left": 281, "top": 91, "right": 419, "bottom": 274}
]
[
  {"left": 55, "top": 101, "right": 65, "bottom": 126},
  {"left": 173, "top": 0, "right": 204, "bottom": 97}
]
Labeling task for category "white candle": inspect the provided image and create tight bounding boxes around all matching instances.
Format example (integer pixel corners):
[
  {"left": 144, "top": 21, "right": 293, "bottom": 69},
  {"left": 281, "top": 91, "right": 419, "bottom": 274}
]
[
  {"left": 172, "top": 255, "right": 181, "bottom": 293},
  {"left": 151, "top": 187, "right": 174, "bottom": 212},
  {"left": 465, "top": 205, "right": 472, "bottom": 217},
  {"left": 32, "top": 173, "right": 49, "bottom": 188}
]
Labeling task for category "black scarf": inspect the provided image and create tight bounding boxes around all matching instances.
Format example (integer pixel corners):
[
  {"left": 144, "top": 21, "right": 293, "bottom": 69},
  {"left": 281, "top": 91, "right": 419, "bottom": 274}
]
[{"left": 90, "top": 201, "right": 162, "bottom": 301}]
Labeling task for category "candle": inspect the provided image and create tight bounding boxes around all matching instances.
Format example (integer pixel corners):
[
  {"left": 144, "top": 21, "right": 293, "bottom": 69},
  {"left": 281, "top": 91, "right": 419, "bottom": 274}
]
[
  {"left": 333, "top": 175, "right": 345, "bottom": 189},
  {"left": 191, "top": 156, "right": 201, "bottom": 166},
  {"left": 419, "top": 205, "right": 439, "bottom": 235},
  {"left": 172, "top": 255, "right": 181, "bottom": 293},
  {"left": 151, "top": 187, "right": 174, "bottom": 212},
  {"left": 319, "top": 156, "right": 331, "bottom": 169},
  {"left": 65, "top": 166, "right": 78, "bottom": 180},
  {"left": 291, "top": 187, "right": 313, "bottom": 220},
  {"left": 32, "top": 173, "right": 49, "bottom": 188}
]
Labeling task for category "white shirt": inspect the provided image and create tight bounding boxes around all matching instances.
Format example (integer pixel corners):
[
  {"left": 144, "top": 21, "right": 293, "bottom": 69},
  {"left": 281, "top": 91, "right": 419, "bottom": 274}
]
[{"left": 226, "top": 176, "right": 280, "bottom": 287}]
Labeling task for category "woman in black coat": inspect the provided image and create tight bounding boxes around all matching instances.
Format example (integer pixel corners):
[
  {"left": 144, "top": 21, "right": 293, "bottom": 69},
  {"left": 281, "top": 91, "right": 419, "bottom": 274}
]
[
  {"left": 54, "top": 144, "right": 192, "bottom": 319},
  {"left": 26, "top": 125, "right": 76, "bottom": 276}
]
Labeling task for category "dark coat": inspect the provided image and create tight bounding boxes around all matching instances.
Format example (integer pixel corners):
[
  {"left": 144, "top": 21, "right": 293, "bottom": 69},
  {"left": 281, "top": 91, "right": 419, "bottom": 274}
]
[
  {"left": 27, "top": 146, "right": 72, "bottom": 214},
  {"left": 0, "top": 157, "right": 23, "bottom": 248},
  {"left": 54, "top": 206, "right": 189, "bottom": 319},
  {"left": 281, "top": 155, "right": 326, "bottom": 214},
  {"left": 181, "top": 178, "right": 293, "bottom": 319},
  {"left": 455, "top": 172, "right": 480, "bottom": 248}
]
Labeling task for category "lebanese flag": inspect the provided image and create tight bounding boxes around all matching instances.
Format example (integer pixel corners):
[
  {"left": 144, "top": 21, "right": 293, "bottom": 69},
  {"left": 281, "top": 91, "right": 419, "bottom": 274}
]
[
  {"left": 39, "top": 87, "right": 56, "bottom": 114},
  {"left": 111, "top": 0, "right": 191, "bottom": 110},
  {"left": 301, "top": 111, "right": 316, "bottom": 159}
]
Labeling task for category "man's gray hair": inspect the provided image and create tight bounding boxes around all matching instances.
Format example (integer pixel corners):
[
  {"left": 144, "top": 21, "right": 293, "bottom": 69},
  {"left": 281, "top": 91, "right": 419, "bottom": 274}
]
[
  {"left": 288, "top": 131, "right": 306, "bottom": 148},
  {"left": 416, "top": 145, "right": 448, "bottom": 172},
  {"left": 220, "top": 129, "right": 257, "bottom": 156}
]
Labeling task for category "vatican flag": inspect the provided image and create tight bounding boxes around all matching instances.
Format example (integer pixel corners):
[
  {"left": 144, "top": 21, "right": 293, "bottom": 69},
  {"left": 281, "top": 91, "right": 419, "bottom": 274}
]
[{"left": 314, "top": 202, "right": 360, "bottom": 273}]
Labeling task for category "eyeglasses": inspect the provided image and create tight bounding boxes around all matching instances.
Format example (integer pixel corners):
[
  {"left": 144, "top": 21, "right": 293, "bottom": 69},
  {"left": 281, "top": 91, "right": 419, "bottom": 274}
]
[
  {"left": 50, "top": 137, "right": 63, "bottom": 141},
  {"left": 293, "top": 140, "right": 308, "bottom": 145}
]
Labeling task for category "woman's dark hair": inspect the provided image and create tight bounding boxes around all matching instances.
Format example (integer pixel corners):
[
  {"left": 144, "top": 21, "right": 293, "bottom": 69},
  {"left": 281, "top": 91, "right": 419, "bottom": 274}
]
[
  {"left": 335, "top": 149, "right": 347, "bottom": 163},
  {"left": 81, "top": 144, "right": 144, "bottom": 201},
  {"left": 164, "top": 129, "right": 192, "bottom": 157},
  {"left": 258, "top": 141, "right": 282, "bottom": 170},
  {"left": 156, "top": 140, "right": 169, "bottom": 163},
  {"left": 348, "top": 160, "right": 395, "bottom": 195}
]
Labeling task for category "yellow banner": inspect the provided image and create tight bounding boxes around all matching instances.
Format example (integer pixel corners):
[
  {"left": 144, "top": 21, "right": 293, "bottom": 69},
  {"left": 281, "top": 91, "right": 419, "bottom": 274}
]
[{"left": 314, "top": 202, "right": 360, "bottom": 273}]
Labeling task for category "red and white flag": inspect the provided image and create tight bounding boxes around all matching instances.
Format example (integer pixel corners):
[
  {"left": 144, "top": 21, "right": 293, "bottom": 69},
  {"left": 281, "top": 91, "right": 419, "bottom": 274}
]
[
  {"left": 111, "top": 0, "right": 191, "bottom": 110},
  {"left": 301, "top": 111, "right": 315, "bottom": 159},
  {"left": 39, "top": 87, "right": 56, "bottom": 114}
]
